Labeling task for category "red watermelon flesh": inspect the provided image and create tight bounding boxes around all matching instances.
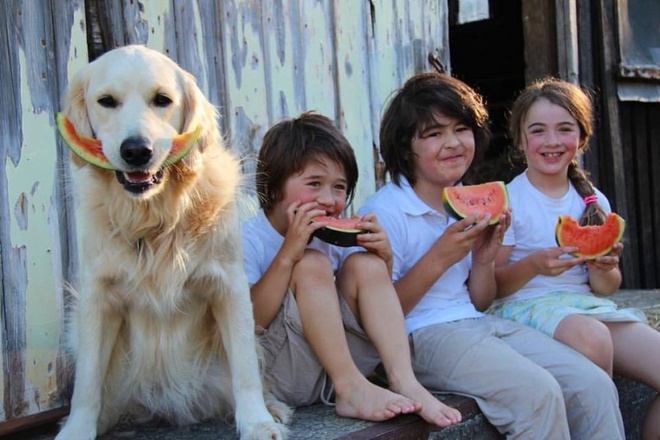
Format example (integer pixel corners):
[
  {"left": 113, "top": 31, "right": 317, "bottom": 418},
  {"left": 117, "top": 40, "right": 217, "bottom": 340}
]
[
  {"left": 55, "top": 113, "right": 200, "bottom": 170},
  {"left": 555, "top": 213, "right": 625, "bottom": 259},
  {"left": 442, "top": 181, "right": 509, "bottom": 225}
]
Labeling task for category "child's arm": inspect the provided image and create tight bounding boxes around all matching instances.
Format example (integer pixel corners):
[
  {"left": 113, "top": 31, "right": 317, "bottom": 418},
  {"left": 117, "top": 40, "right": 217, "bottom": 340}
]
[
  {"left": 494, "top": 246, "right": 585, "bottom": 298},
  {"left": 467, "top": 211, "right": 509, "bottom": 310},
  {"left": 393, "top": 214, "right": 490, "bottom": 314},
  {"left": 587, "top": 242, "right": 623, "bottom": 295},
  {"left": 250, "top": 201, "right": 326, "bottom": 328}
]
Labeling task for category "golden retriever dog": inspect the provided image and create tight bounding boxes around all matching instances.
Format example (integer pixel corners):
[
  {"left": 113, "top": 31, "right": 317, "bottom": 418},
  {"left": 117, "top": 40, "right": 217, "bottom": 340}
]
[{"left": 55, "top": 45, "right": 291, "bottom": 440}]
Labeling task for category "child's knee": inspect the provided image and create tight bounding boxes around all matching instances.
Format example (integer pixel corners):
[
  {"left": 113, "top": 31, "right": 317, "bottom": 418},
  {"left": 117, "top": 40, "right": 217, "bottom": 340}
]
[
  {"left": 558, "top": 316, "right": 613, "bottom": 362},
  {"left": 292, "top": 249, "right": 334, "bottom": 279},
  {"left": 300, "top": 249, "right": 333, "bottom": 269},
  {"left": 341, "top": 252, "right": 388, "bottom": 279}
]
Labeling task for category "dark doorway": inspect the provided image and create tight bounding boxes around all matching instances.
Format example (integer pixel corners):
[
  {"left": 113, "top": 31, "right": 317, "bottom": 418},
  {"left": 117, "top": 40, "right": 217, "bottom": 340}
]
[{"left": 448, "top": 0, "right": 526, "bottom": 183}]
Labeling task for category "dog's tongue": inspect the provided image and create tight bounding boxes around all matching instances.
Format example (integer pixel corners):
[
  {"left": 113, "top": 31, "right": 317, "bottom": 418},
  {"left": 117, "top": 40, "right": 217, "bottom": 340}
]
[{"left": 125, "top": 172, "right": 153, "bottom": 183}]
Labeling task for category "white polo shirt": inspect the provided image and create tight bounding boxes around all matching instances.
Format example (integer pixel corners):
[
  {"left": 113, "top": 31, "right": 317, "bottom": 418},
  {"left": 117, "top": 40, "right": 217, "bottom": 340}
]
[
  {"left": 241, "top": 209, "right": 359, "bottom": 285},
  {"left": 359, "top": 177, "right": 484, "bottom": 334}
]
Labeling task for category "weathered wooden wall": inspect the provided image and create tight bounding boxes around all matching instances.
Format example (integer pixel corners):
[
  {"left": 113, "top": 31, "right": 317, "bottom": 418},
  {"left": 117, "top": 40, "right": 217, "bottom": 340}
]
[{"left": 0, "top": 0, "right": 449, "bottom": 431}]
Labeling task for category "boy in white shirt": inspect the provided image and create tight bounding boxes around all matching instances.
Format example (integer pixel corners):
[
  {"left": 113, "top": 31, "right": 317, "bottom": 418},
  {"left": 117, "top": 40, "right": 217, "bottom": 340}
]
[{"left": 242, "top": 111, "right": 461, "bottom": 426}]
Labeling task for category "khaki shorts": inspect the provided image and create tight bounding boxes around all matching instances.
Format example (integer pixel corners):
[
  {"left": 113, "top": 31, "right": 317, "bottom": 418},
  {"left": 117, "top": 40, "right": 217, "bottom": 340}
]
[{"left": 259, "top": 290, "right": 380, "bottom": 407}]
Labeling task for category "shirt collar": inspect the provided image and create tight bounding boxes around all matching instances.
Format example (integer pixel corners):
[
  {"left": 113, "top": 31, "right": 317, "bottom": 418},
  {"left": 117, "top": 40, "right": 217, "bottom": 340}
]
[{"left": 395, "top": 177, "right": 437, "bottom": 216}]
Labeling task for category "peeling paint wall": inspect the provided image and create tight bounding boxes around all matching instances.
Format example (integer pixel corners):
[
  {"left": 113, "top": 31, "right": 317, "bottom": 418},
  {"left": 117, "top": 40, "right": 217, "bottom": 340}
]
[{"left": 0, "top": 0, "right": 448, "bottom": 427}]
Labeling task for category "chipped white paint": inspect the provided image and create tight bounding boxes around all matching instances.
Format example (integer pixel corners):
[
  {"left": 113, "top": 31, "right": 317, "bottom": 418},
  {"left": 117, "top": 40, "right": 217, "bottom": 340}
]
[
  {"left": 1, "top": 0, "right": 450, "bottom": 428},
  {"left": 6, "top": 46, "right": 61, "bottom": 417}
]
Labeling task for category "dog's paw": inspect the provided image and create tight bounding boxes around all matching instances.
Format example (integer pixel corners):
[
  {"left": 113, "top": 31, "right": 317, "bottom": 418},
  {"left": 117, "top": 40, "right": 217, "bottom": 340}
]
[
  {"left": 266, "top": 398, "right": 294, "bottom": 425},
  {"left": 240, "top": 420, "right": 289, "bottom": 440},
  {"left": 55, "top": 421, "right": 97, "bottom": 440},
  {"left": 54, "top": 410, "right": 99, "bottom": 440}
]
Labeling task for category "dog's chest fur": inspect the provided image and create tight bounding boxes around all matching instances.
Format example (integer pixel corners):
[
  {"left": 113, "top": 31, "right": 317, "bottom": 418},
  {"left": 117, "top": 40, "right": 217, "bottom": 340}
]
[{"left": 79, "top": 158, "right": 241, "bottom": 314}]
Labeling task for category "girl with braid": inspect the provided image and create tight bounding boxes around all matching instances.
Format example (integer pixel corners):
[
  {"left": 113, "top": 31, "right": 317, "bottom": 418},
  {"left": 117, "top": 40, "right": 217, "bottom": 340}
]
[{"left": 490, "top": 78, "right": 660, "bottom": 438}]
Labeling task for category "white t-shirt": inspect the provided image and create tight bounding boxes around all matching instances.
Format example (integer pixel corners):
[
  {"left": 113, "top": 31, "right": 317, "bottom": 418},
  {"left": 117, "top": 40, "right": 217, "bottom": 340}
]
[
  {"left": 494, "top": 170, "right": 612, "bottom": 304},
  {"left": 359, "top": 177, "right": 483, "bottom": 334},
  {"left": 241, "top": 209, "right": 359, "bottom": 284}
]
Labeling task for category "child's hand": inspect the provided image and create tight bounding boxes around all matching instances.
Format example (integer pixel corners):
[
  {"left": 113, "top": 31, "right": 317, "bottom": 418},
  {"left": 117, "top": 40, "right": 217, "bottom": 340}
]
[
  {"left": 528, "top": 246, "right": 586, "bottom": 277},
  {"left": 280, "top": 200, "right": 327, "bottom": 265},
  {"left": 355, "top": 213, "right": 393, "bottom": 271},
  {"left": 586, "top": 242, "right": 623, "bottom": 273},
  {"left": 433, "top": 213, "right": 492, "bottom": 265},
  {"left": 472, "top": 209, "right": 511, "bottom": 265}
]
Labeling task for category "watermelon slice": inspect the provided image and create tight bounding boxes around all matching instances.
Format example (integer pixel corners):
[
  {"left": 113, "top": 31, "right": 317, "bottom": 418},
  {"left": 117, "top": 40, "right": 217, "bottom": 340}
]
[
  {"left": 555, "top": 213, "right": 625, "bottom": 259},
  {"left": 442, "top": 181, "right": 509, "bottom": 225},
  {"left": 55, "top": 113, "right": 113, "bottom": 170},
  {"left": 55, "top": 113, "right": 201, "bottom": 170},
  {"left": 313, "top": 216, "right": 363, "bottom": 247}
]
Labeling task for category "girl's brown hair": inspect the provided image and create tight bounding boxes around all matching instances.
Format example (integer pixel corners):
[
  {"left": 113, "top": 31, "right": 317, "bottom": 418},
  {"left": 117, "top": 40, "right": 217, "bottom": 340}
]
[
  {"left": 256, "top": 111, "right": 358, "bottom": 212},
  {"left": 508, "top": 78, "right": 606, "bottom": 225}
]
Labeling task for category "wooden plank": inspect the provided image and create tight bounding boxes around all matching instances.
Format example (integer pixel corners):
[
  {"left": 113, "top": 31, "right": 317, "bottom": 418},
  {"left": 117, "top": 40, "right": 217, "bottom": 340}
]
[
  {"left": 260, "top": 0, "right": 306, "bottom": 122},
  {"left": 555, "top": 0, "right": 579, "bottom": 83},
  {"left": 333, "top": 1, "right": 375, "bottom": 212},
  {"left": 299, "top": 0, "right": 337, "bottom": 118},
  {"left": 631, "top": 104, "right": 655, "bottom": 287},
  {"left": 595, "top": 0, "right": 634, "bottom": 287},
  {"left": 219, "top": 0, "right": 269, "bottom": 188},
  {"left": 0, "top": 0, "right": 83, "bottom": 423},
  {"left": 619, "top": 106, "right": 641, "bottom": 288},
  {"left": 521, "top": 0, "right": 557, "bottom": 82},
  {"left": 576, "top": 2, "right": 602, "bottom": 186},
  {"left": 366, "top": 0, "right": 407, "bottom": 188},
  {"left": 648, "top": 104, "right": 660, "bottom": 287},
  {"left": 169, "top": 1, "right": 207, "bottom": 92}
]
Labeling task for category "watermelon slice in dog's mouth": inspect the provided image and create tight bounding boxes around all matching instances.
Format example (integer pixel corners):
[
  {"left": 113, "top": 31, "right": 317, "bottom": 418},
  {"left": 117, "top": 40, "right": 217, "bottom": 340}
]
[{"left": 115, "top": 170, "right": 164, "bottom": 194}]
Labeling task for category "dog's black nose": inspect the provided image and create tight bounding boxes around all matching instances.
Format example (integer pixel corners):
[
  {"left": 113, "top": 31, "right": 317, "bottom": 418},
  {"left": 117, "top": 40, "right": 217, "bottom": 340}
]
[{"left": 120, "top": 136, "right": 153, "bottom": 166}]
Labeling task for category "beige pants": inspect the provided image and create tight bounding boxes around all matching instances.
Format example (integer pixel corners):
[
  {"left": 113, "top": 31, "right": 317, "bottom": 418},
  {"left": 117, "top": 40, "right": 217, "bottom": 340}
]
[
  {"left": 410, "top": 315, "right": 624, "bottom": 440},
  {"left": 259, "top": 290, "right": 380, "bottom": 407}
]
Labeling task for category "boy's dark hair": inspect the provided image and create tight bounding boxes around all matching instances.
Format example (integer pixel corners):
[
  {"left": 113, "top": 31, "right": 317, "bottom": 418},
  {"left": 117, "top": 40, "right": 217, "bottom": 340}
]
[
  {"left": 508, "top": 78, "right": 605, "bottom": 226},
  {"left": 256, "top": 111, "right": 359, "bottom": 212},
  {"left": 379, "top": 72, "right": 491, "bottom": 186}
]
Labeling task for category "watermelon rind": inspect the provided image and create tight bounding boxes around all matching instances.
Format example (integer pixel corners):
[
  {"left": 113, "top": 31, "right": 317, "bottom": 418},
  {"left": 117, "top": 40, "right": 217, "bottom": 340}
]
[
  {"left": 56, "top": 113, "right": 200, "bottom": 170},
  {"left": 55, "top": 113, "right": 116, "bottom": 170},
  {"left": 555, "top": 213, "right": 625, "bottom": 259},
  {"left": 312, "top": 217, "right": 363, "bottom": 247},
  {"left": 442, "top": 181, "right": 509, "bottom": 225},
  {"left": 313, "top": 226, "right": 361, "bottom": 247},
  {"left": 164, "top": 125, "right": 201, "bottom": 166}
]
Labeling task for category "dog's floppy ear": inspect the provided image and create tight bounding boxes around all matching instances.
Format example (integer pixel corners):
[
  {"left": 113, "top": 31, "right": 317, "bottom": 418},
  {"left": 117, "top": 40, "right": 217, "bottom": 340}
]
[
  {"left": 63, "top": 69, "right": 94, "bottom": 137},
  {"left": 62, "top": 69, "right": 94, "bottom": 168},
  {"left": 181, "top": 70, "right": 221, "bottom": 154}
]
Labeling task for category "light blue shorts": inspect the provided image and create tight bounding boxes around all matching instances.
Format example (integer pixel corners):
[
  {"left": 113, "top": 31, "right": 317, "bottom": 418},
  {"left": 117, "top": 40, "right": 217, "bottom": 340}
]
[{"left": 488, "top": 291, "right": 647, "bottom": 337}]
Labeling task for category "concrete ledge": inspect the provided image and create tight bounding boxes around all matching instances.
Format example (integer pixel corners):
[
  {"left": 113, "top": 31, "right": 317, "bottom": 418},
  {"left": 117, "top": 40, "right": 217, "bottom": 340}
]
[{"left": 8, "top": 289, "right": 659, "bottom": 440}]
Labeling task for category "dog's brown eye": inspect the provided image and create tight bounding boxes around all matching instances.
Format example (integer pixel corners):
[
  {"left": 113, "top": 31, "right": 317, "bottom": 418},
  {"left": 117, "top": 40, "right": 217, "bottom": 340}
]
[
  {"left": 98, "top": 96, "right": 117, "bottom": 108},
  {"left": 153, "top": 93, "right": 172, "bottom": 107}
]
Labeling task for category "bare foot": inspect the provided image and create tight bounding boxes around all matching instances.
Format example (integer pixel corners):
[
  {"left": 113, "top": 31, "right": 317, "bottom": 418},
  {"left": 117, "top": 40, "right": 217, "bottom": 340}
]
[
  {"left": 395, "top": 381, "right": 462, "bottom": 427},
  {"left": 334, "top": 376, "right": 421, "bottom": 422}
]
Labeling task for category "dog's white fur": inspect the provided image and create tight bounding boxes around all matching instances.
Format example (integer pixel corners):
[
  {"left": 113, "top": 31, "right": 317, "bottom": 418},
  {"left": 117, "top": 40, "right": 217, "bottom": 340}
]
[{"left": 55, "top": 45, "right": 291, "bottom": 440}]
